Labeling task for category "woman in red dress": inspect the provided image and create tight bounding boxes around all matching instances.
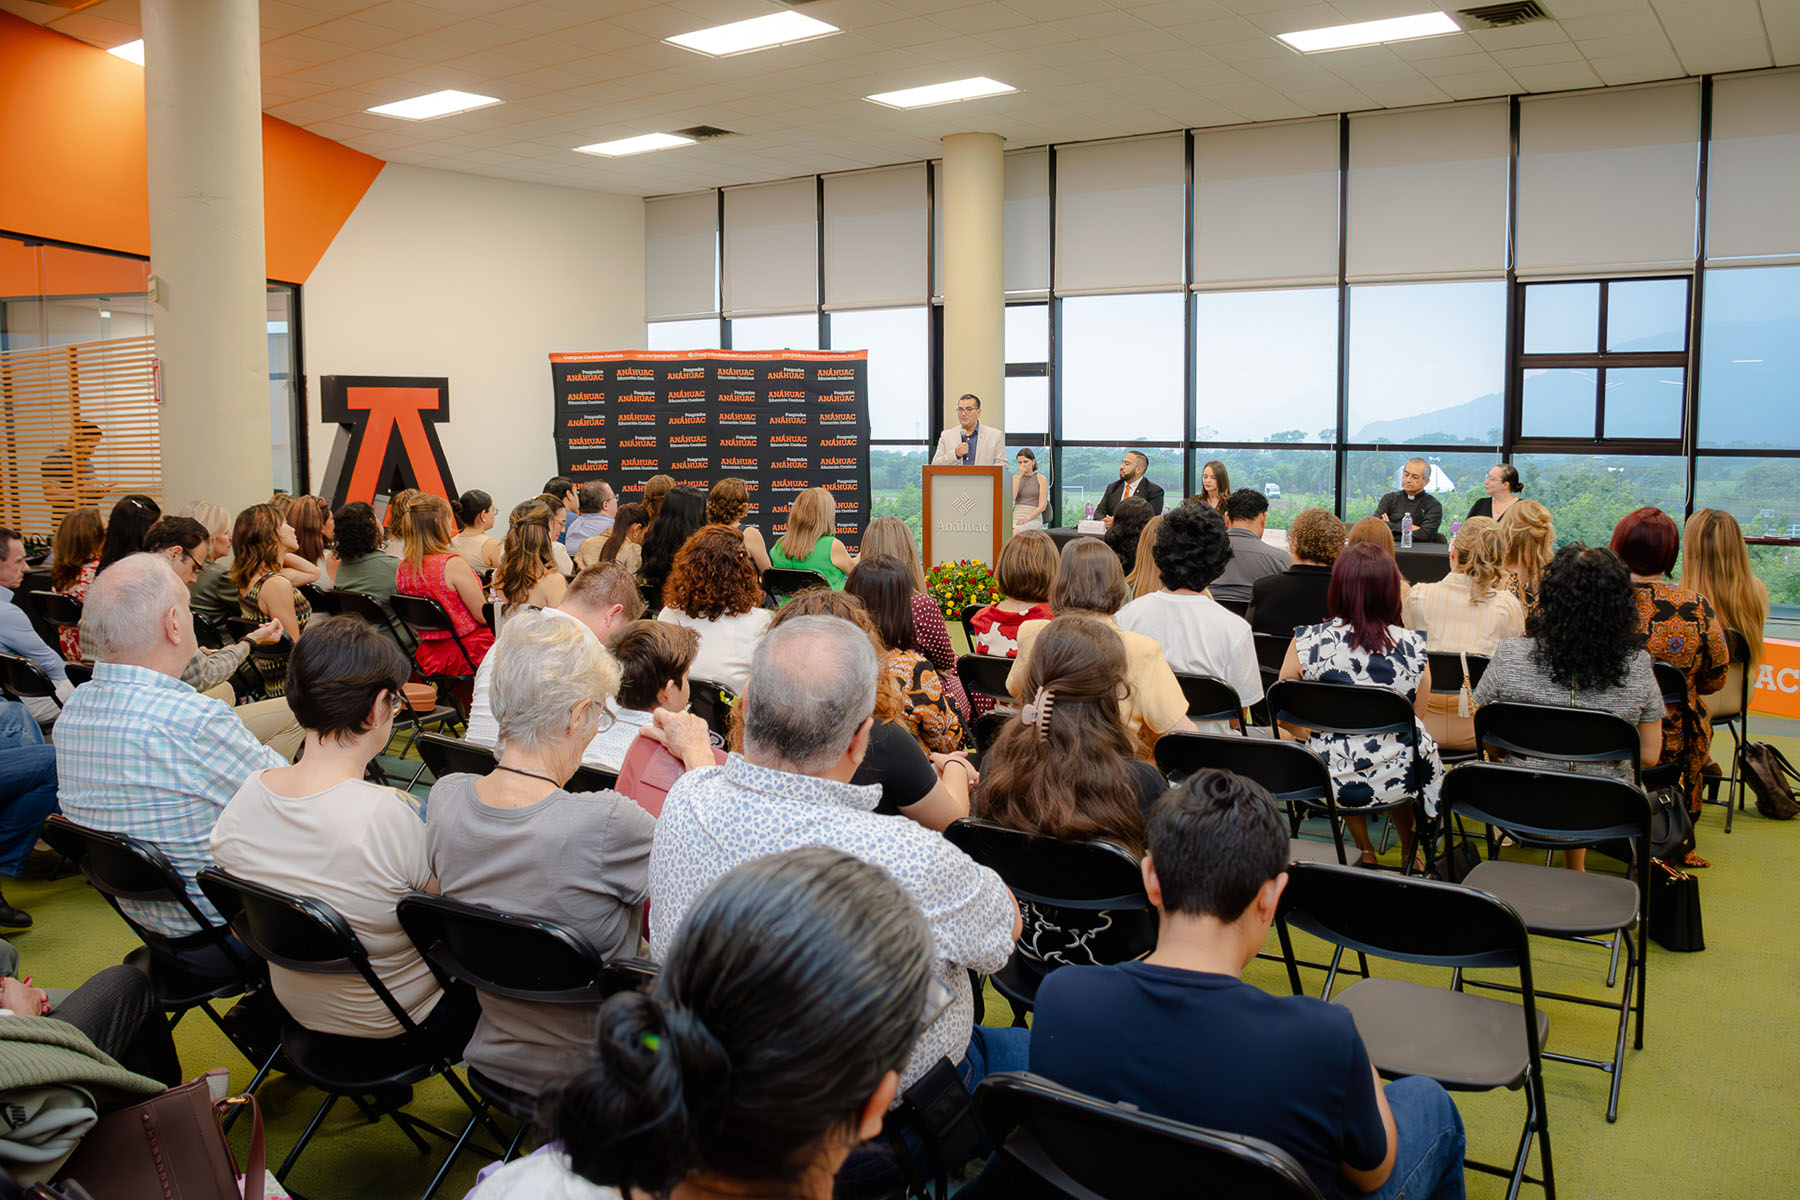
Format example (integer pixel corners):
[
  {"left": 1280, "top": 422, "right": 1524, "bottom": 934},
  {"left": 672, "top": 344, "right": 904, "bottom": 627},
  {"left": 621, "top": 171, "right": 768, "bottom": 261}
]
[
  {"left": 968, "top": 530, "right": 1057, "bottom": 659},
  {"left": 394, "top": 493, "right": 495, "bottom": 692}
]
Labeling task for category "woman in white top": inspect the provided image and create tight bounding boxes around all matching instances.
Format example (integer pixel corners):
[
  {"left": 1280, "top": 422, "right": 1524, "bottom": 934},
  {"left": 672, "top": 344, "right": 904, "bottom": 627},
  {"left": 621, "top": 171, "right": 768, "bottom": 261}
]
[
  {"left": 210, "top": 615, "right": 476, "bottom": 1051},
  {"left": 450, "top": 490, "right": 503, "bottom": 572},
  {"left": 467, "top": 846, "right": 936, "bottom": 1200},
  {"left": 656, "top": 525, "right": 773, "bottom": 695},
  {"left": 1402, "top": 516, "right": 1525, "bottom": 750}
]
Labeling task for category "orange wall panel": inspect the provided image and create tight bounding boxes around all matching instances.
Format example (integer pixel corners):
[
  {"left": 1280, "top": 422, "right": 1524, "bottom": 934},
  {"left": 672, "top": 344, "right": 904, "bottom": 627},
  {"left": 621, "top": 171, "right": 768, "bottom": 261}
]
[{"left": 0, "top": 239, "right": 150, "bottom": 301}]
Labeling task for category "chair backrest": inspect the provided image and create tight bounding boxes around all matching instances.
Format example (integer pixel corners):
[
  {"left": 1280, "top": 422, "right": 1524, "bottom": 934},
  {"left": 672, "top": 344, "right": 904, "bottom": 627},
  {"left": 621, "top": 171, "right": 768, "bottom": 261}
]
[
  {"left": 1473, "top": 701, "right": 1639, "bottom": 778},
  {"left": 687, "top": 678, "right": 737, "bottom": 742},
  {"left": 1174, "top": 673, "right": 1242, "bottom": 728},
  {"left": 1651, "top": 659, "right": 1688, "bottom": 708},
  {"left": 959, "top": 603, "right": 986, "bottom": 646},
  {"left": 26, "top": 590, "right": 83, "bottom": 630},
  {"left": 1424, "top": 651, "right": 1488, "bottom": 697},
  {"left": 761, "top": 567, "right": 829, "bottom": 604},
  {"left": 1443, "top": 761, "right": 1651, "bottom": 849},
  {"left": 225, "top": 616, "right": 267, "bottom": 643},
  {"left": 1214, "top": 597, "right": 1251, "bottom": 618},
  {"left": 1277, "top": 861, "right": 1531, "bottom": 975},
  {"left": 1712, "top": 629, "right": 1750, "bottom": 721},
  {"left": 1153, "top": 732, "right": 1335, "bottom": 813},
  {"left": 415, "top": 733, "right": 498, "bottom": 781},
  {"left": 191, "top": 611, "right": 231, "bottom": 650},
  {"left": 972, "top": 710, "right": 1010, "bottom": 755},
  {"left": 973, "top": 1073, "right": 1324, "bottom": 1200},
  {"left": 0, "top": 653, "right": 58, "bottom": 703},
  {"left": 305, "top": 587, "right": 343, "bottom": 616},
  {"left": 333, "top": 590, "right": 416, "bottom": 648},
  {"left": 1265, "top": 678, "right": 1415, "bottom": 741},
  {"left": 389, "top": 592, "right": 456, "bottom": 635},
  {"left": 397, "top": 892, "right": 656, "bottom": 1006},
  {"left": 14, "top": 569, "right": 59, "bottom": 645},
  {"left": 956, "top": 653, "right": 1015, "bottom": 707},
  {"left": 1252, "top": 633, "right": 1291, "bottom": 675},
  {"left": 569, "top": 763, "right": 621, "bottom": 792}
]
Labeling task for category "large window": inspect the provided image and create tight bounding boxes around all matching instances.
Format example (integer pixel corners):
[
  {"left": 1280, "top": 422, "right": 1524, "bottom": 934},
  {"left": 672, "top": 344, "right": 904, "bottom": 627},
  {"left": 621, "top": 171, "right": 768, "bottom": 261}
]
[
  {"left": 868, "top": 444, "right": 927, "bottom": 543},
  {"left": 1516, "top": 278, "right": 1689, "bottom": 444},
  {"left": 1347, "top": 282, "right": 1507, "bottom": 446},
  {"left": 647, "top": 318, "right": 720, "bottom": 351},
  {"left": 1192, "top": 447, "right": 1335, "bottom": 529},
  {"left": 1195, "top": 288, "right": 1338, "bottom": 443},
  {"left": 1060, "top": 293, "right": 1185, "bottom": 442},
  {"left": 1344, "top": 451, "right": 1498, "bottom": 527},
  {"left": 728, "top": 313, "right": 819, "bottom": 352},
  {"left": 1698, "top": 266, "right": 1800, "bottom": 449},
  {"left": 1513, "top": 453, "right": 1686, "bottom": 549},
  {"left": 827, "top": 307, "right": 928, "bottom": 441}
]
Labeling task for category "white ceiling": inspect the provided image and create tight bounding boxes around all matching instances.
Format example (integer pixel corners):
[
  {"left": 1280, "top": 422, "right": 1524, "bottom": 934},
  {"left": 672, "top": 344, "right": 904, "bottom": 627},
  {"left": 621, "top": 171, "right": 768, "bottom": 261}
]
[{"left": 8, "top": 0, "right": 1795, "bottom": 197}]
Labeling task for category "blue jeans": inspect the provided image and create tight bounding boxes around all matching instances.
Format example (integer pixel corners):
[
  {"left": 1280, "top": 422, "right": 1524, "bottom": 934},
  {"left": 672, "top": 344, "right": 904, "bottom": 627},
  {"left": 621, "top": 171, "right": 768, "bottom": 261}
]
[
  {"left": 0, "top": 745, "right": 58, "bottom": 877},
  {"left": 0, "top": 700, "right": 44, "bottom": 749},
  {"left": 1371, "top": 1076, "right": 1465, "bottom": 1200},
  {"left": 957, "top": 1023, "right": 1032, "bottom": 1091}
]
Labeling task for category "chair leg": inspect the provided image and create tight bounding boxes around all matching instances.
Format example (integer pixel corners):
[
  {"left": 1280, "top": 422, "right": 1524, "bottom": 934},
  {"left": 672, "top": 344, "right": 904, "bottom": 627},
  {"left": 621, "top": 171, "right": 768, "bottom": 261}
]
[
  {"left": 1604, "top": 929, "right": 1621, "bottom": 989},
  {"left": 1606, "top": 943, "right": 1635, "bottom": 1124},
  {"left": 278, "top": 1093, "right": 340, "bottom": 1182},
  {"left": 223, "top": 1042, "right": 284, "bottom": 1133},
  {"left": 501, "top": 1118, "right": 531, "bottom": 1163},
  {"left": 420, "top": 1106, "right": 484, "bottom": 1200},
  {"left": 1533, "top": 1069, "right": 1556, "bottom": 1200}
]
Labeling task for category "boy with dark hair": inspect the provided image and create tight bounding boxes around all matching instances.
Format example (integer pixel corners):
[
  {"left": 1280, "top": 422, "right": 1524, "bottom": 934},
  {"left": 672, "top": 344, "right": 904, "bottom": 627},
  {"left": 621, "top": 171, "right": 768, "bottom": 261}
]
[
  {"left": 604, "top": 620, "right": 723, "bottom": 816},
  {"left": 1030, "top": 769, "right": 1466, "bottom": 1200}
]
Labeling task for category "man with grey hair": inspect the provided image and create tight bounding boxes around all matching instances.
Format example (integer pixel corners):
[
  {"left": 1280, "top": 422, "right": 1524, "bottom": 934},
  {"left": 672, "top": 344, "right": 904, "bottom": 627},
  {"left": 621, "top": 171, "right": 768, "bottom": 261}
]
[
  {"left": 650, "top": 614, "right": 1027, "bottom": 1100},
  {"left": 1374, "top": 456, "right": 1444, "bottom": 542},
  {"left": 54, "top": 553, "right": 285, "bottom": 969}
]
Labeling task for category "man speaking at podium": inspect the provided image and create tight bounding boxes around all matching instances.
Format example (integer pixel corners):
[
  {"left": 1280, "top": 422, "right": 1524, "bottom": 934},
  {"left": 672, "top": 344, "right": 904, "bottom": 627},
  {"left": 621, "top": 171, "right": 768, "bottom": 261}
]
[{"left": 932, "top": 393, "right": 1006, "bottom": 466}]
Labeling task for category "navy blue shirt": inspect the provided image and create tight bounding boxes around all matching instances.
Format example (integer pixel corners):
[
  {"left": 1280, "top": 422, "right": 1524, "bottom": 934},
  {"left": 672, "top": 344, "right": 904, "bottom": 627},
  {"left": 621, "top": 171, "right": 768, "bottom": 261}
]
[{"left": 1030, "top": 961, "right": 1387, "bottom": 1199}]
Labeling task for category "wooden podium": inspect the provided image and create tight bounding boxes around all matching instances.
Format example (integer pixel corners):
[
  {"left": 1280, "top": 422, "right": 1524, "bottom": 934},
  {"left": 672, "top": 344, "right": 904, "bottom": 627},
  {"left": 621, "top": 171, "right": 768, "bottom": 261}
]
[{"left": 922, "top": 464, "right": 1004, "bottom": 569}]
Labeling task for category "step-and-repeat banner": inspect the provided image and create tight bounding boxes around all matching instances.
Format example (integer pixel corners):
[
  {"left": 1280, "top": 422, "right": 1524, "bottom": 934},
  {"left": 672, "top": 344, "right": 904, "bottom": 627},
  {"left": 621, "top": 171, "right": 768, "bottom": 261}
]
[{"left": 549, "top": 350, "right": 870, "bottom": 549}]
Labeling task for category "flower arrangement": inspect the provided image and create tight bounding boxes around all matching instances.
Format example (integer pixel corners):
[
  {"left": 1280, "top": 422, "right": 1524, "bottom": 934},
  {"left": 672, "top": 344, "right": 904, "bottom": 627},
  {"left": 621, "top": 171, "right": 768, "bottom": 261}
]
[{"left": 925, "top": 558, "right": 1001, "bottom": 618}]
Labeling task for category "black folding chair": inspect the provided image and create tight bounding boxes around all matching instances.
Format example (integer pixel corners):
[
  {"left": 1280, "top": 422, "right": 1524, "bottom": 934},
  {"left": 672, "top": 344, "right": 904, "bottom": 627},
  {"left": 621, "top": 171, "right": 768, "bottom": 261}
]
[
  {"left": 1152, "top": 732, "right": 1348, "bottom": 866},
  {"left": 1213, "top": 596, "right": 1250, "bottom": 618},
  {"left": 762, "top": 566, "right": 830, "bottom": 606},
  {"left": 687, "top": 678, "right": 738, "bottom": 742},
  {"left": 1708, "top": 629, "right": 1752, "bottom": 831},
  {"left": 956, "top": 653, "right": 1015, "bottom": 714},
  {"left": 389, "top": 594, "right": 483, "bottom": 703},
  {"left": 397, "top": 893, "right": 657, "bottom": 1198},
  {"left": 192, "top": 610, "right": 234, "bottom": 651},
  {"left": 1275, "top": 863, "right": 1554, "bottom": 1200},
  {"left": 1648, "top": 658, "right": 1698, "bottom": 805},
  {"left": 415, "top": 732, "right": 618, "bottom": 794},
  {"left": 1424, "top": 651, "right": 1489, "bottom": 765},
  {"left": 334, "top": 590, "right": 419, "bottom": 654},
  {"left": 0, "top": 652, "right": 65, "bottom": 710},
  {"left": 973, "top": 1072, "right": 1323, "bottom": 1200},
  {"left": 943, "top": 818, "right": 1154, "bottom": 1023},
  {"left": 971, "top": 710, "right": 1011, "bottom": 756},
  {"left": 1249, "top": 633, "right": 1290, "bottom": 727},
  {"left": 303, "top": 585, "right": 344, "bottom": 616},
  {"left": 1446, "top": 763, "right": 1651, "bottom": 1123},
  {"left": 1174, "top": 672, "right": 1244, "bottom": 731},
  {"left": 958, "top": 603, "right": 986, "bottom": 647},
  {"left": 1266, "top": 679, "right": 1435, "bottom": 874},
  {"left": 25, "top": 590, "right": 83, "bottom": 660},
  {"left": 13, "top": 568, "right": 59, "bottom": 646},
  {"left": 39, "top": 816, "right": 269, "bottom": 1072},
  {"left": 196, "top": 868, "right": 500, "bottom": 1196}
]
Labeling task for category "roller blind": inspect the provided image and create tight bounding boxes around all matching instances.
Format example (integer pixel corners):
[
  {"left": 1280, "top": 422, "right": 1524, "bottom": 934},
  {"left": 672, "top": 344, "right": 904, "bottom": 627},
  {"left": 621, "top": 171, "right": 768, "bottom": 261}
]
[
  {"left": 1348, "top": 102, "right": 1508, "bottom": 282},
  {"left": 823, "top": 164, "right": 927, "bottom": 310},
  {"left": 644, "top": 192, "right": 718, "bottom": 319},
  {"left": 1706, "top": 69, "right": 1800, "bottom": 264},
  {"left": 722, "top": 178, "right": 818, "bottom": 315},
  {"left": 1517, "top": 81, "right": 1700, "bottom": 277},
  {"left": 1054, "top": 133, "right": 1185, "bottom": 294},
  {"left": 1193, "top": 118, "right": 1338, "bottom": 289},
  {"left": 1005, "top": 149, "right": 1049, "bottom": 295}
]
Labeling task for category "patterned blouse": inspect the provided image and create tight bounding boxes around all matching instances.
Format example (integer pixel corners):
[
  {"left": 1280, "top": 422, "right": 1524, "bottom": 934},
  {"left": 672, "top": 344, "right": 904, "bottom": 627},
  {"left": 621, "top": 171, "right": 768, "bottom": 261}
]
[
  {"left": 241, "top": 571, "right": 313, "bottom": 696},
  {"left": 1634, "top": 580, "right": 1728, "bottom": 810},
  {"left": 910, "top": 591, "right": 971, "bottom": 722},
  {"left": 1293, "top": 618, "right": 1443, "bottom": 816},
  {"left": 888, "top": 648, "right": 967, "bottom": 754},
  {"left": 56, "top": 559, "right": 98, "bottom": 662}
]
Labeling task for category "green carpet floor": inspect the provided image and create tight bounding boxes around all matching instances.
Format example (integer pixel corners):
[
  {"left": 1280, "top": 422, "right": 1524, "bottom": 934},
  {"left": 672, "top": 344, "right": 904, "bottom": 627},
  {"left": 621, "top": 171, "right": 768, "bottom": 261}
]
[{"left": 10, "top": 728, "right": 1799, "bottom": 1198}]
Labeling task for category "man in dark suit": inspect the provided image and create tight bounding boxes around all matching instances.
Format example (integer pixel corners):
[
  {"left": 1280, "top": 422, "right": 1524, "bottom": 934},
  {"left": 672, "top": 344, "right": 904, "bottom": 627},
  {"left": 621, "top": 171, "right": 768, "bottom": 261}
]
[
  {"left": 1094, "top": 450, "right": 1165, "bottom": 525},
  {"left": 1373, "top": 457, "right": 1444, "bottom": 542}
]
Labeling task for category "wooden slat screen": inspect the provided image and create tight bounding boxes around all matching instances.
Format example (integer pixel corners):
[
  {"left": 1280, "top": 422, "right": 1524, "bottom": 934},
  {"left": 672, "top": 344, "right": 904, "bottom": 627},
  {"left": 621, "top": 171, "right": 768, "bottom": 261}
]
[{"left": 0, "top": 334, "right": 162, "bottom": 537}]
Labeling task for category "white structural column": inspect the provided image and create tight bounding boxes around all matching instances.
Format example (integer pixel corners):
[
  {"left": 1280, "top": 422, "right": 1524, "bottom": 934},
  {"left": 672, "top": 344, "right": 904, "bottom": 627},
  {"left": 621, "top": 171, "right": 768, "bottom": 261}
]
[
  {"left": 940, "top": 132, "right": 1006, "bottom": 437},
  {"left": 143, "top": 0, "right": 272, "bottom": 509}
]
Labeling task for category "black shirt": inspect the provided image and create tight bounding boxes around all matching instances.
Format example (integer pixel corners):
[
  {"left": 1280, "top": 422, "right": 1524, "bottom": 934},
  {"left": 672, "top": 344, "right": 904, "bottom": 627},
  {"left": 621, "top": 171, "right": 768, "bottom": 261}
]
[
  {"left": 851, "top": 719, "right": 939, "bottom": 816},
  {"left": 1248, "top": 564, "right": 1334, "bottom": 640},
  {"left": 1374, "top": 489, "right": 1444, "bottom": 542},
  {"left": 1466, "top": 496, "right": 1493, "bottom": 521}
]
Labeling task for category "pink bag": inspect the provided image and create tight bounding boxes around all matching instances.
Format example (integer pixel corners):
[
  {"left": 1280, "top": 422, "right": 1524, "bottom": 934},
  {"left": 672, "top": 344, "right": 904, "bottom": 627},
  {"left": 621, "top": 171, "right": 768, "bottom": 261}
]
[{"left": 616, "top": 735, "right": 725, "bottom": 818}]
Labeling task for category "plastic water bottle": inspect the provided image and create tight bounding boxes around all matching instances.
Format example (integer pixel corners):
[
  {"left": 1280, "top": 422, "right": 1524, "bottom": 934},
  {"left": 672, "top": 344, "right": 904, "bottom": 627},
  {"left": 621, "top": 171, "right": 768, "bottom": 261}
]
[
  {"left": 1085, "top": 502, "right": 1094, "bottom": 520},
  {"left": 1449, "top": 516, "right": 1461, "bottom": 543},
  {"left": 1401, "top": 512, "right": 1414, "bottom": 549}
]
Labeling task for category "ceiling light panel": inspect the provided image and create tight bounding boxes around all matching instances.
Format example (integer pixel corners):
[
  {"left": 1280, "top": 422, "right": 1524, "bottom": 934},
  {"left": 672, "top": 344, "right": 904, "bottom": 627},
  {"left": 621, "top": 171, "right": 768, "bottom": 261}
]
[
  {"left": 367, "top": 89, "right": 503, "bottom": 120},
  {"left": 866, "top": 76, "right": 1018, "bottom": 109},
  {"left": 107, "top": 40, "right": 145, "bottom": 65},
  {"left": 576, "top": 133, "right": 698, "bottom": 157},
  {"left": 666, "top": 12, "right": 839, "bottom": 57},
  {"left": 1277, "top": 12, "right": 1462, "bottom": 53}
]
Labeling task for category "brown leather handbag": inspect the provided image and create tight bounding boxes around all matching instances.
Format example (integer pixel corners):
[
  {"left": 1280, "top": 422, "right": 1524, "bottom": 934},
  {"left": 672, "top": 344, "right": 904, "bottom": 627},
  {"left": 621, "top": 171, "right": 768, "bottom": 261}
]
[{"left": 53, "top": 1072, "right": 265, "bottom": 1200}]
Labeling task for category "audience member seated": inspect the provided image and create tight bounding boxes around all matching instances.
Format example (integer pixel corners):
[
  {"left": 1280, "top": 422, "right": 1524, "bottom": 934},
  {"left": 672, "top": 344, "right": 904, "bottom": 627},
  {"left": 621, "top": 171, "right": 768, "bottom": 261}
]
[
  {"left": 656, "top": 525, "right": 773, "bottom": 695},
  {"left": 428, "top": 612, "right": 695, "bottom": 1095},
  {"left": 381, "top": 487, "right": 418, "bottom": 559},
  {"left": 1249, "top": 507, "right": 1344, "bottom": 640},
  {"left": 0, "top": 701, "right": 58, "bottom": 928},
  {"left": 563, "top": 481, "right": 617, "bottom": 550},
  {"left": 95, "top": 493, "right": 162, "bottom": 574},
  {"left": 861, "top": 516, "right": 971, "bottom": 717},
  {"left": 969, "top": 529, "right": 1056, "bottom": 658},
  {"left": 1347, "top": 515, "right": 1396, "bottom": 556},
  {"left": 1402, "top": 516, "right": 1525, "bottom": 750},
  {"left": 144, "top": 517, "right": 302, "bottom": 760},
  {"left": 1612, "top": 507, "right": 1727, "bottom": 836},
  {"left": 641, "top": 474, "right": 673, "bottom": 523},
  {"left": 1498, "top": 499, "right": 1554, "bottom": 612},
  {"left": 1029, "top": 770, "right": 1465, "bottom": 1200},
  {"left": 1373, "top": 457, "right": 1443, "bottom": 543},
  {"left": 1116, "top": 499, "right": 1263, "bottom": 735},
  {"left": 395, "top": 492, "right": 495, "bottom": 683},
  {"left": 757, "top": 590, "right": 973, "bottom": 832},
  {"left": 602, "top": 620, "right": 727, "bottom": 815},
  {"left": 1010, "top": 539, "right": 1189, "bottom": 756},
  {"left": 1103, "top": 496, "right": 1154, "bottom": 580},
  {"left": 0, "top": 527, "right": 74, "bottom": 730},
  {"left": 1467, "top": 462, "right": 1521, "bottom": 522},
  {"left": 448, "top": 490, "right": 503, "bottom": 573},
  {"left": 847, "top": 555, "right": 968, "bottom": 753},
  {"left": 1473, "top": 545, "right": 1662, "bottom": 872},
  {"left": 1197, "top": 458, "right": 1230, "bottom": 514},
  {"left": 544, "top": 475, "right": 579, "bottom": 521},
  {"left": 978, "top": 615, "right": 1163, "bottom": 848},
  {"left": 54, "top": 555, "right": 286, "bottom": 972},
  {"left": 1210, "top": 489, "right": 1291, "bottom": 606},
  {"left": 637, "top": 485, "right": 707, "bottom": 611},
  {"left": 289, "top": 496, "right": 334, "bottom": 590},
  {"left": 0, "top": 939, "right": 183, "bottom": 1086},
  {"left": 50, "top": 505, "right": 103, "bottom": 661},
  {"left": 578, "top": 501, "right": 647, "bottom": 576},
  {"left": 704, "top": 477, "right": 770, "bottom": 573},
  {"left": 536, "top": 492, "right": 578, "bottom": 577},
  {"left": 231, "top": 503, "right": 317, "bottom": 696},
  {"left": 466, "top": 848, "right": 938, "bottom": 1200},
  {"left": 466, "top": 563, "right": 644, "bottom": 767},
  {"left": 767, "top": 486, "right": 854, "bottom": 590},
  {"left": 211, "top": 616, "right": 475, "bottom": 1051},
  {"left": 1127, "top": 513, "right": 1164, "bottom": 599},
  {"left": 1279, "top": 544, "right": 1442, "bottom": 869},
  {"left": 492, "top": 500, "right": 567, "bottom": 630},
  {"left": 181, "top": 501, "right": 241, "bottom": 622},
  {"left": 327, "top": 502, "right": 403, "bottom": 636},
  {"left": 1681, "top": 508, "right": 1768, "bottom": 673},
  {"left": 650, "top": 615, "right": 1023, "bottom": 1098},
  {"left": 267, "top": 492, "right": 294, "bottom": 522}
]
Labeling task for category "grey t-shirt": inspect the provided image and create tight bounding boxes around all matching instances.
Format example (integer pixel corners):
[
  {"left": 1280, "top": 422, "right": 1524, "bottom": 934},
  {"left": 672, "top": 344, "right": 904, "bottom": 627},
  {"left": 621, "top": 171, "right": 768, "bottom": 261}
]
[
  {"left": 1471, "top": 638, "right": 1663, "bottom": 780},
  {"left": 1210, "top": 529, "right": 1291, "bottom": 605},
  {"left": 425, "top": 773, "right": 656, "bottom": 1093}
]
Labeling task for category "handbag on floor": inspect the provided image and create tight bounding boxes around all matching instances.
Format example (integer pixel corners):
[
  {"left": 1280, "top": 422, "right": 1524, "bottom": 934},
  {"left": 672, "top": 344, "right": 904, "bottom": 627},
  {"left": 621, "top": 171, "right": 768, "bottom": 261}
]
[
  {"left": 54, "top": 1071, "right": 265, "bottom": 1200},
  {"left": 1648, "top": 858, "right": 1705, "bottom": 952},
  {"left": 1647, "top": 782, "right": 1696, "bottom": 861},
  {"left": 1739, "top": 742, "right": 1800, "bottom": 820}
]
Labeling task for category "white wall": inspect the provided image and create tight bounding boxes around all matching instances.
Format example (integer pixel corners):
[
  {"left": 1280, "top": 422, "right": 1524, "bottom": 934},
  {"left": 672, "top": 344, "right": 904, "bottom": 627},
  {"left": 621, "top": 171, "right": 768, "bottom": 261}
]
[{"left": 303, "top": 163, "right": 644, "bottom": 513}]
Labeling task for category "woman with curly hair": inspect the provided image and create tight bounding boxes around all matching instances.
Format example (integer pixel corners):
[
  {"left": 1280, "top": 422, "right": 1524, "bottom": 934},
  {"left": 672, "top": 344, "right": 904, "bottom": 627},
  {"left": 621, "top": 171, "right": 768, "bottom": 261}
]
[
  {"left": 705, "top": 477, "right": 771, "bottom": 573},
  {"left": 657, "top": 525, "right": 773, "bottom": 695},
  {"left": 327, "top": 502, "right": 403, "bottom": 638},
  {"left": 969, "top": 529, "right": 1056, "bottom": 658},
  {"left": 1103, "top": 496, "right": 1153, "bottom": 581},
  {"left": 1117, "top": 498, "right": 1262, "bottom": 735},
  {"left": 1474, "top": 544, "right": 1664, "bottom": 871},
  {"left": 846, "top": 555, "right": 968, "bottom": 754},
  {"left": 1126, "top": 514, "right": 1163, "bottom": 600},
  {"left": 1248, "top": 506, "right": 1343, "bottom": 639},
  {"left": 1499, "top": 499, "right": 1555, "bottom": 611},
  {"left": 381, "top": 488, "right": 418, "bottom": 559},
  {"left": 1401, "top": 516, "right": 1523, "bottom": 749},
  {"left": 491, "top": 499, "right": 566, "bottom": 628},
  {"left": 50, "top": 505, "right": 104, "bottom": 661}
]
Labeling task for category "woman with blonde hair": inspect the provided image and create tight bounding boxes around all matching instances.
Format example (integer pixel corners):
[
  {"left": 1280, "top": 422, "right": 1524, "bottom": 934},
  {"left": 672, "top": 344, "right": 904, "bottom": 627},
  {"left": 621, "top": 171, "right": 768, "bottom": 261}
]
[
  {"left": 1681, "top": 508, "right": 1769, "bottom": 670},
  {"left": 50, "top": 506, "right": 104, "bottom": 661},
  {"left": 178, "top": 501, "right": 233, "bottom": 562},
  {"left": 231, "top": 503, "right": 318, "bottom": 694},
  {"left": 1127, "top": 513, "right": 1163, "bottom": 599},
  {"left": 641, "top": 474, "right": 674, "bottom": 524},
  {"left": 1402, "top": 515, "right": 1525, "bottom": 749},
  {"left": 861, "top": 516, "right": 966, "bottom": 712},
  {"left": 1499, "top": 499, "right": 1555, "bottom": 611},
  {"left": 395, "top": 492, "right": 495, "bottom": 683},
  {"left": 1346, "top": 516, "right": 1395, "bottom": 557},
  {"left": 705, "top": 477, "right": 771, "bottom": 573},
  {"left": 179, "top": 500, "right": 240, "bottom": 621},
  {"left": 491, "top": 499, "right": 567, "bottom": 624},
  {"left": 768, "top": 486, "right": 855, "bottom": 589},
  {"left": 382, "top": 488, "right": 419, "bottom": 559}
]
